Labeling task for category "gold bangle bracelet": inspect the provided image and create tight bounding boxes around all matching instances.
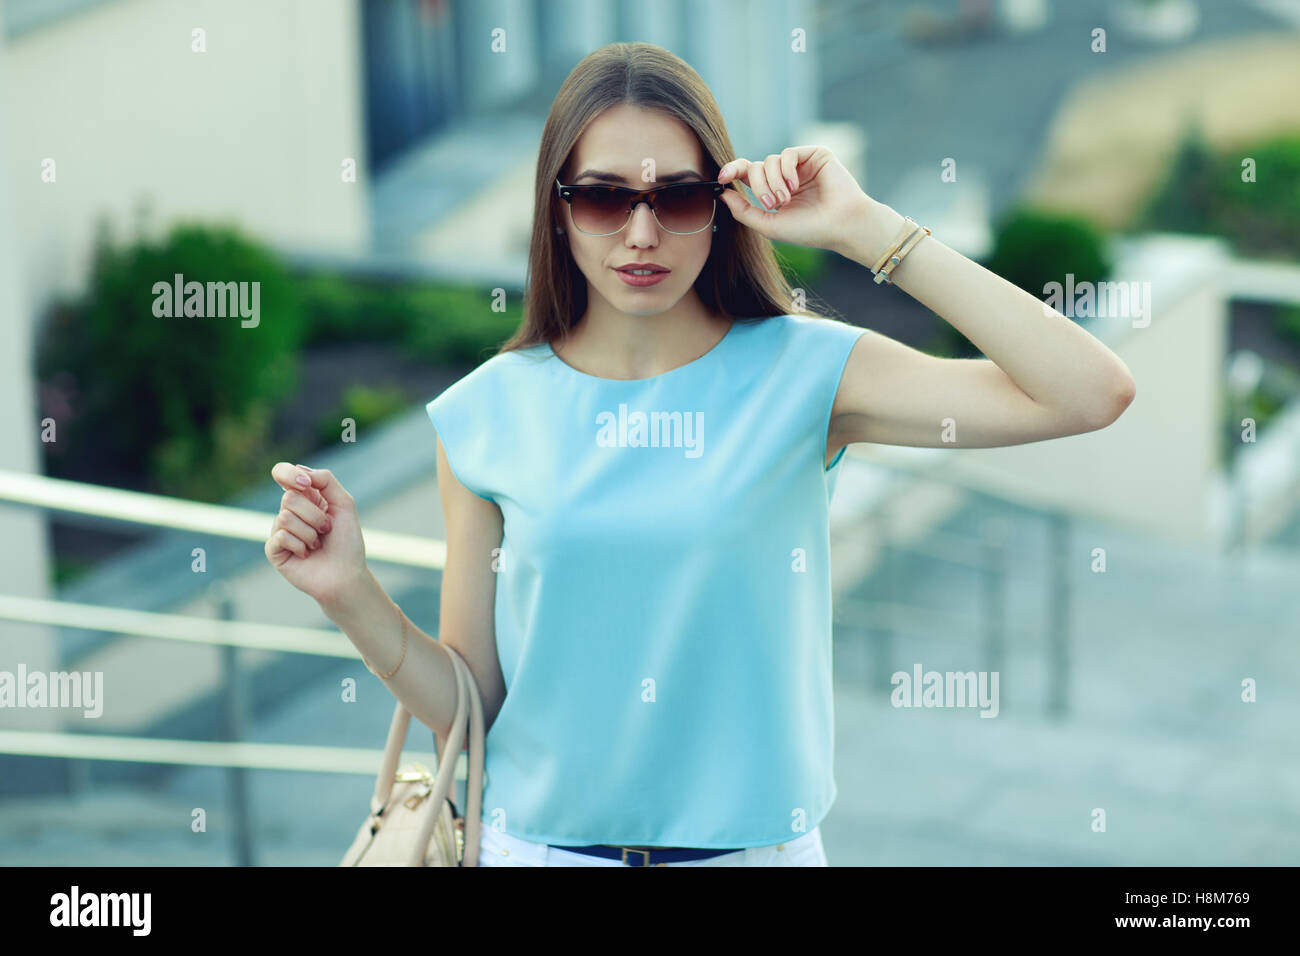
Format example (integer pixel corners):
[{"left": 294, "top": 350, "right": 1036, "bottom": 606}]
[
  {"left": 876, "top": 220, "right": 931, "bottom": 285},
  {"left": 363, "top": 600, "right": 408, "bottom": 680},
  {"left": 870, "top": 213, "right": 925, "bottom": 273}
]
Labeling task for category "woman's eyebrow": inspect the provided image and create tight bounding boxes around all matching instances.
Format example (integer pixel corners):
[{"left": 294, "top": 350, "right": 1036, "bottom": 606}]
[{"left": 573, "top": 169, "right": 704, "bottom": 183}]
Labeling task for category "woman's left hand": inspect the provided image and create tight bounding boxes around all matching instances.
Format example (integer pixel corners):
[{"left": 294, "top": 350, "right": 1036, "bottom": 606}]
[{"left": 717, "top": 146, "right": 873, "bottom": 253}]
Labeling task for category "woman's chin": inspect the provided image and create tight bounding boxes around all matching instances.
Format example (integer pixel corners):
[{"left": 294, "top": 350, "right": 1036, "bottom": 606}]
[{"left": 610, "top": 281, "right": 674, "bottom": 307}]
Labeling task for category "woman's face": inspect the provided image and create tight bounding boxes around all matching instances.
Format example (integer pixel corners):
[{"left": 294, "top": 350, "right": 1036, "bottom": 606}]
[{"left": 558, "top": 104, "right": 716, "bottom": 318}]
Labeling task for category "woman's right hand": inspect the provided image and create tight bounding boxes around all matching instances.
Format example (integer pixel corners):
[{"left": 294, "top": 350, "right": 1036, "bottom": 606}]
[{"left": 265, "top": 462, "right": 368, "bottom": 606}]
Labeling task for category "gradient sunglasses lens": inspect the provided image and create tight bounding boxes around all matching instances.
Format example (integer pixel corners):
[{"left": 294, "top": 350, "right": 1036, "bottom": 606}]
[
  {"left": 569, "top": 187, "right": 631, "bottom": 235},
  {"left": 568, "top": 183, "right": 717, "bottom": 235},
  {"left": 654, "top": 184, "right": 717, "bottom": 233}
]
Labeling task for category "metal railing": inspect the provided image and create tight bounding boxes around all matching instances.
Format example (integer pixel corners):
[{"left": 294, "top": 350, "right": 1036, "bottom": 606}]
[
  {"left": 0, "top": 469, "right": 450, "bottom": 865},
  {"left": 0, "top": 470, "right": 445, "bottom": 568},
  {"left": 1, "top": 460, "right": 1069, "bottom": 861},
  {"left": 828, "top": 459, "right": 1071, "bottom": 717}
]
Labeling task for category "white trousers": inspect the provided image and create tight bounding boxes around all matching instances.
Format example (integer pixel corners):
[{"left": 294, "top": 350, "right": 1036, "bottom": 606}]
[{"left": 475, "top": 822, "right": 828, "bottom": 867}]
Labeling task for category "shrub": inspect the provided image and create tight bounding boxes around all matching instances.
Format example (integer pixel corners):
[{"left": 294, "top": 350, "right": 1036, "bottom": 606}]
[
  {"left": 315, "top": 384, "right": 411, "bottom": 447},
  {"left": 295, "top": 274, "right": 522, "bottom": 363},
  {"left": 296, "top": 273, "right": 422, "bottom": 345},
  {"left": 1277, "top": 304, "right": 1300, "bottom": 350},
  {"left": 151, "top": 401, "right": 279, "bottom": 502},
  {"left": 1208, "top": 133, "right": 1300, "bottom": 258},
  {"left": 398, "top": 285, "right": 524, "bottom": 364},
  {"left": 1138, "top": 116, "right": 1217, "bottom": 234},
  {"left": 1138, "top": 124, "right": 1300, "bottom": 258},
  {"left": 772, "top": 242, "right": 828, "bottom": 288},
  {"left": 925, "top": 207, "right": 1111, "bottom": 360},
  {"left": 984, "top": 206, "right": 1111, "bottom": 298},
  {"left": 38, "top": 222, "right": 304, "bottom": 500}
]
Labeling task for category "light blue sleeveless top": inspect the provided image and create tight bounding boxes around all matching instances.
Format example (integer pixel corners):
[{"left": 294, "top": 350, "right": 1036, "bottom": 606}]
[{"left": 426, "top": 312, "right": 867, "bottom": 848}]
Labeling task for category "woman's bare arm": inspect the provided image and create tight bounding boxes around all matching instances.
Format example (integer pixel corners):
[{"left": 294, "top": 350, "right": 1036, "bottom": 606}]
[
  {"left": 427, "top": 434, "right": 507, "bottom": 754},
  {"left": 716, "top": 150, "right": 1135, "bottom": 455},
  {"left": 826, "top": 199, "right": 1136, "bottom": 453},
  {"left": 265, "top": 453, "right": 505, "bottom": 745}
]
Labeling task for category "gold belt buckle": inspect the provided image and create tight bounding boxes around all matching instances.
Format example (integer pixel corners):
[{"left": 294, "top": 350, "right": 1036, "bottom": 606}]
[{"left": 620, "top": 846, "right": 652, "bottom": 866}]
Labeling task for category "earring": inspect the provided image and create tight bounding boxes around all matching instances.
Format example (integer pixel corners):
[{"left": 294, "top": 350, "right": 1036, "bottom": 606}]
[
  {"left": 555, "top": 226, "right": 564, "bottom": 235},
  {"left": 712, "top": 225, "right": 717, "bottom": 232}
]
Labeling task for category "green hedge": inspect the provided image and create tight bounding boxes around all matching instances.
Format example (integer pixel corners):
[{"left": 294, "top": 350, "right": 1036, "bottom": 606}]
[
  {"left": 39, "top": 222, "right": 304, "bottom": 500},
  {"left": 772, "top": 241, "right": 828, "bottom": 287},
  {"left": 923, "top": 206, "right": 1113, "bottom": 359},
  {"left": 296, "top": 274, "right": 521, "bottom": 363},
  {"left": 314, "top": 384, "right": 411, "bottom": 447},
  {"left": 1137, "top": 124, "right": 1300, "bottom": 258},
  {"left": 985, "top": 206, "right": 1111, "bottom": 297},
  {"left": 38, "top": 224, "right": 522, "bottom": 502},
  {"left": 1277, "top": 304, "right": 1300, "bottom": 351}
]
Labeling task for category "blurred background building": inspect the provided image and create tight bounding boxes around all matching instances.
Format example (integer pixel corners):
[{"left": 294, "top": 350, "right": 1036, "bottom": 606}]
[{"left": 2, "top": 0, "right": 1299, "bottom": 865}]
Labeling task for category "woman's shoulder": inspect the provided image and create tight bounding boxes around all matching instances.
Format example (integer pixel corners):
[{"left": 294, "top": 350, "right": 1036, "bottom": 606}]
[
  {"left": 426, "top": 344, "right": 552, "bottom": 411},
  {"left": 783, "top": 311, "right": 866, "bottom": 337},
  {"left": 733, "top": 312, "right": 868, "bottom": 359},
  {"left": 734, "top": 311, "right": 863, "bottom": 336}
]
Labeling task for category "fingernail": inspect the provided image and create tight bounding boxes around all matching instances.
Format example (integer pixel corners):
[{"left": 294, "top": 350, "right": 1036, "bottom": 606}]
[
  {"left": 778, "top": 189, "right": 788, "bottom": 202},
  {"left": 786, "top": 178, "right": 795, "bottom": 192},
  {"left": 296, "top": 473, "right": 310, "bottom": 487},
  {"left": 762, "top": 193, "right": 774, "bottom": 208},
  {"left": 322, "top": 519, "right": 332, "bottom": 533}
]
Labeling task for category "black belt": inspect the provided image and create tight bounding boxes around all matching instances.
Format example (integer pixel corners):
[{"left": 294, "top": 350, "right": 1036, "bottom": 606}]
[{"left": 548, "top": 843, "right": 745, "bottom": 866}]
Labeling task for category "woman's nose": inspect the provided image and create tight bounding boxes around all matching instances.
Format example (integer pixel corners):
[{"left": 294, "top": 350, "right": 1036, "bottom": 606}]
[{"left": 627, "top": 200, "right": 659, "bottom": 236}]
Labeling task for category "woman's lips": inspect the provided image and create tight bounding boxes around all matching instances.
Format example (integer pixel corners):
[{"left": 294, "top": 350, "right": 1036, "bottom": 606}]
[{"left": 614, "top": 266, "right": 670, "bottom": 287}]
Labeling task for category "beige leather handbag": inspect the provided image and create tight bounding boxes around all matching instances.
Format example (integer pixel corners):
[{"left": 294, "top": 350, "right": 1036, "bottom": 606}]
[{"left": 339, "top": 643, "right": 484, "bottom": 866}]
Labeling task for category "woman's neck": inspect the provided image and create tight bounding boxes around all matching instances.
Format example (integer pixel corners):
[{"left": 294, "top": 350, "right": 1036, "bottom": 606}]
[{"left": 555, "top": 301, "right": 728, "bottom": 380}]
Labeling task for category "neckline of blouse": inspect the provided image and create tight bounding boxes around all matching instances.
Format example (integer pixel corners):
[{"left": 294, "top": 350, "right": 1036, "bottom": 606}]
[{"left": 542, "top": 319, "right": 739, "bottom": 384}]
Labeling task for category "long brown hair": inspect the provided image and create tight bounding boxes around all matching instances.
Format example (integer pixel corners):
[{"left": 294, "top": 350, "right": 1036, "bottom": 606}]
[{"left": 498, "top": 41, "right": 837, "bottom": 356}]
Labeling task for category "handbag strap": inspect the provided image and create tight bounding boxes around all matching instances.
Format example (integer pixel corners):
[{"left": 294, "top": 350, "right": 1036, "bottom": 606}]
[
  {"left": 368, "top": 703, "right": 413, "bottom": 817},
  {"left": 407, "top": 645, "right": 481, "bottom": 865},
  {"left": 453, "top": 645, "right": 485, "bottom": 866},
  {"left": 364, "top": 641, "right": 485, "bottom": 867},
  {"left": 367, "top": 646, "right": 467, "bottom": 816}
]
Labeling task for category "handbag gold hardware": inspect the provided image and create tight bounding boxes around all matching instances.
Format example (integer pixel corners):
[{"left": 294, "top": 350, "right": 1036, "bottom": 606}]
[
  {"left": 395, "top": 765, "right": 432, "bottom": 783},
  {"left": 404, "top": 784, "right": 433, "bottom": 810}
]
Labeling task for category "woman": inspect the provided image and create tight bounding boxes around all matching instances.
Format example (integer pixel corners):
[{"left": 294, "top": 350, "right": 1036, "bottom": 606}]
[{"left": 264, "top": 43, "right": 1135, "bottom": 867}]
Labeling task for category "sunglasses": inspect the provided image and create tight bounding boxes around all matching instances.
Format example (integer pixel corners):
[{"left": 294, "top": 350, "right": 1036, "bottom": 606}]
[{"left": 555, "top": 178, "right": 726, "bottom": 236}]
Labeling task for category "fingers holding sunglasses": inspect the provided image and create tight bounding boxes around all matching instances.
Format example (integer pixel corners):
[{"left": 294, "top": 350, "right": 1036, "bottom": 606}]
[
  {"left": 718, "top": 158, "right": 754, "bottom": 198},
  {"left": 717, "top": 158, "right": 774, "bottom": 210},
  {"left": 749, "top": 160, "right": 780, "bottom": 209},
  {"left": 766, "top": 154, "right": 793, "bottom": 205},
  {"left": 780, "top": 148, "right": 800, "bottom": 196},
  {"left": 722, "top": 152, "right": 800, "bottom": 202},
  {"left": 722, "top": 160, "right": 759, "bottom": 208}
]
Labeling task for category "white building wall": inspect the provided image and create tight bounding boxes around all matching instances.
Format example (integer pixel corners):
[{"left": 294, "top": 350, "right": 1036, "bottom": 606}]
[
  {"left": 0, "top": 24, "right": 56, "bottom": 732},
  {"left": 940, "top": 236, "right": 1231, "bottom": 546},
  {"left": 0, "top": 0, "right": 368, "bottom": 739},
  {"left": 3, "top": 0, "right": 369, "bottom": 306}
]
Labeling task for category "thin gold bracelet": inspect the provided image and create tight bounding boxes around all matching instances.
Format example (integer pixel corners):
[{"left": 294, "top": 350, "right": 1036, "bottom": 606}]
[
  {"left": 363, "top": 600, "right": 407, "bottom": 680},
  {"left": 870, "top": 216, "right": 918, "bottom": 275},
  {"left": 875, "top": 220, "right": 931, "bottom": 285}
]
